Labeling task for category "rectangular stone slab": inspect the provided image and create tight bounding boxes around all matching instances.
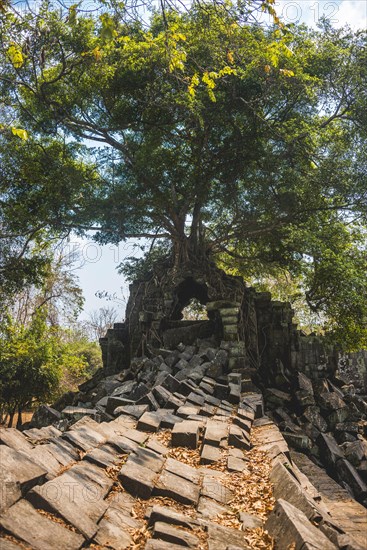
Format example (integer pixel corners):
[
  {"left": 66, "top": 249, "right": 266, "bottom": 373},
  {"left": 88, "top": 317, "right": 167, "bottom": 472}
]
[
  {"left": 0, "top": 446, "right": 47, "bottom": 513},
  {"left": 137, "top": 411, "right": 161, "bottom": 432},
  {"left": 201, "top": 445, "right": 222, "bottom": 465},
  {"left": 129, "top": 448, "right": 165, "bottom": 473},
  {"left": 119, "top": 461, "right": 156, "bottom": 499},
  {"left": 62, "top": 425, "right": 106, "bottom": 451},
  {"left": 0, "top": 500, "right": 85, "bottom": 550},
  {"left": 27, "top": 462, "right": 111, "bottom": 539},
  {"left": 0, "top": 427, "right": 34, "bottom": 453},
  {"left": 154, "top": 470, "right": 200, "bottom": 505},
  {"left": 204, "top": 421, "right": 228, "bottom": 448},
  {"left": 153, "top": 521, "right": 200, "bottom": 548},
  {"left": 171, "top": 421, "right": 200, "bottom": 449},
  {"left": 201, "top": 475, "right": 234, "bottom": 504},
  {"left": 164, "top": 457, "right": 201, "bottom": 484},
  {"left": 265, "top": 498, "right": 337, "bottom": 550}
]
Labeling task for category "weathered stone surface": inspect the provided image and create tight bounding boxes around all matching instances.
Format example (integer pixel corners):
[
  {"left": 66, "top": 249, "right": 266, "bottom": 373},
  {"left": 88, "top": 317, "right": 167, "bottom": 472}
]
[
  {"left": 317, "top": 433, "right": 344, "bottom": 468},
  {"left": 344, "top": 440, "right": 367, "bottom": 466},
  {"left": 0, "top": 500, "right": 85, "bottom": 549},
  {"left": 201, "top": 475, "right": 234, "bottom": 504},
  {"left": 153, "top": 521, "right": 200, "bottom": 547},
  {"left": 154, "top": 470, "right": 200, "bottom": 505},
  {"left": 148, "top": 505, "right": 198, "bottom": 529},
  {"left": 227, "top": 456, "right": 250, "bottom": 473},
  {"left": 197, "top": 496, "right": 230, "bottom": 519},
  {"left": 130, "top": 447, "right": 164, "bottom": 473},
  {"left": 319, "top": 392, "right": 347, "bottom": 413},
  {"left": 239, "top": 511, "right": 263, "bottom": 529},
  {"left": 242, "top": 393, "right": 264, "bottom": 419},
  {"left": 84, "top": 444, "right": 121, "bottom": 468},
  {"left": 62, "top": 422, "right": 106, "bottom": 451},
  {"left": 176, "top": 405, "right": 200, "bottom": 418},
  {"left": 302, "top": 406, "right": 328, "bottom": 432},
  {"left": 283, "top": 432, "right": 313, "bottom": 451},
  {"left": 29, "top": 405, "right": 61, "bottom": 428},
  {"left": 336, "top": 458, "right": 367, "bottom": 500},
  {"left": 187, "top": 392, "right": 205, "bottom": 407},
  {"left": 0, "top": 538, "right": 24, "bottom": 549},
  {"left": 228, "top": 425, "right": 251, "bottom": 450},
  {"left": 106, "top": 396, "right": 135, "bottom": 414},
  {"left": 137, "top": 411, "right": 161, "bottom": 432},
  {"left": 270, "top": 460, "right": 324, "bottom": 522},
  {"left": 265, "top": 499, "right": 337, "bottom": 550},
  {"left": 165, "top": 457, "right": 200, "bottom": 484},
  {"left": 94, "top": 494, "right": 140, "bottom": 549},
  {"left": 0, "top": 446, "right": 47, "bottom": 513},
  {"left": 62, "top": 406, "right": 99, "bottom": 421},
  {"left": 201, "top": 444, "right": 222, "bottom": 465},
  {"left": 119, "top": 461, "right": 156, "bottom": 499},
  {"left": 0, "top": 427, "right": 34, "bottom": 453},
  {"left": 206, "top": 522, "right": 251, "bottom": 550},
  {"left": 204, "top": 420, "right": 228, "bottom": 448},
  {"left": 171, "top": 421, "right": 200, "bottom": 449},
  {"left": 145, "top": 540, "right": 187, "bottom": 550},
  {"left": 114, "top": 404, "right": 149, "bottom": 419},
  {"left": 27, "top": 461, "right": 111, "bottom": 538}
]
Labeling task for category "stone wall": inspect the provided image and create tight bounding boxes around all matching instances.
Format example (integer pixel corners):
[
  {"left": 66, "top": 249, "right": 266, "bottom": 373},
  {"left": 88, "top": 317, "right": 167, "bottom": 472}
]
[{"left": 100, "top": 263, "right": 366, "bottom": 393}]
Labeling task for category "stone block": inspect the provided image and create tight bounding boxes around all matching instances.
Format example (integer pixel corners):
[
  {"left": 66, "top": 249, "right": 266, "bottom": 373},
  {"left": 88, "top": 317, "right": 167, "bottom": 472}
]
[
  {"left": 240, "top": 511, "right": 263, "bottom": 530},
  {"left": 227, "top": 456, "right": 250, "bottom": 473},
  {"left": 201, "top": 444, "right": 222, "bottom": 465},
  {"left": 206, "top": 521, "right": 252, "bottom": 550},
  {"left": 0, "top": 427, "right": 34, "bottom": 453},
  {"left": 0, "top": 446, "right": 47, "bottom": 513},
  {"left": 336, "top": 458, "right": 367, "bottom": 500},
  {"left": 242, "top": 393, "right": 264, "bottom": 418},
  {"left": 265, "top": 499, "right": 337, "bottom": 550},
  {"left": 201, "top": 475, "right": 234, "bottom": 504},
  {"left": 0, "top": 500, "right": 85, "bottom": 549},
  {"left": 164, "top": 457, "right": 200, "bottom": 484},
  {"left": 27, "top": 462, "right": 111, "bottom": 539},
  {"left": 154, "top": 470, "right": 200, "bottom": 505},
  {"left": 148, "top": 505, "right": 197, "bottom": 529},
  {"left": 204, "top": 420, "right": 228, "bottom": 448},
  {"left": 152, "top": 521, "right": 200, "bottom": 548},
  {"left": 228, "top": 425, "right": 251, "bottom": 450},
  {"left": 161, "top": 374, "right": 181, "bottom": 393},
  {"left": 316, "top": 433, "right": 344, "bottom": 469},
  {"left": 130, "top": 447, "right": 165, "bottom": 473},
  {"left": 114, "top": 404, "right": 149, "bottom": 419},
  {"left": 137, "top": 412, "right": 161, "bottom": 432},
  {"left": 119, "top": 461, "right": 156, "bottom": 499},
  {"left": 171, "top": 421, "right": 201, "bottom": 449}
]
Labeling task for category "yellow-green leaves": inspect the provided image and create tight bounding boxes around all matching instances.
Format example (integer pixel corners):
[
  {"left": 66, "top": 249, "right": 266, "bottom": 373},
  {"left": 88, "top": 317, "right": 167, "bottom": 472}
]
[
  {"left": 167, "top": 26, "right": 187, "bottom": 72},
  {"left": 199, "top": 67, "right": 237, "bottom": 102},
  {"left": 68, "top": 4, "right": 78, "bottom": 25},
  {"left": 7, "top": 43, "right": 24, "bottom": 68},
  {"left": 99, "top": 13, "right": 117, "bottom": 43},
  {"left": 11, "top": 127, "right": 28, "bottom": 140},
  {"left": 280, "top": 68, "right": 295, "bottom": 77}
]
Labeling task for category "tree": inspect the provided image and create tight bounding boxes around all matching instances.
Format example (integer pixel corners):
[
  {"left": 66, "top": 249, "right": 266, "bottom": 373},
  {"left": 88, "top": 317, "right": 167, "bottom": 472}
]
[
  {"left": 84, "top": 306, "right": 119, "bottom": 340},
  {"left": 1, "top": 2, "right": 366, "bottom": 347},
  {"left": 0, "top": 309, "right": 62, "bottom": 426}
]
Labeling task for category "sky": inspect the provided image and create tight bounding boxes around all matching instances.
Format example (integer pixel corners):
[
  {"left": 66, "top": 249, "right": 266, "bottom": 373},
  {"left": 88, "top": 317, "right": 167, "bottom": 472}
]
[{"left": 72, "top": 0, "right": 367, "bottom": 321}]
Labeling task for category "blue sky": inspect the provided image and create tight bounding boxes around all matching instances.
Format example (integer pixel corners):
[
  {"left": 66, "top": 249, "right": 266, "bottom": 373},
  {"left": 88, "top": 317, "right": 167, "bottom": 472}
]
[{"left": 73, "top": 0, "right": 367, "bottom": 320}]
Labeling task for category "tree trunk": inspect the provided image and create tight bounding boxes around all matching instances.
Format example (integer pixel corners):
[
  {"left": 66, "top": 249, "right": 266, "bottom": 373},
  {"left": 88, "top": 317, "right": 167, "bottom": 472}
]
[
  {"left": 16, "top": 406, "right": 23, "bottom": 429},
  {"left": 8, "top": 406, "right": 16, "bottom": 428}
]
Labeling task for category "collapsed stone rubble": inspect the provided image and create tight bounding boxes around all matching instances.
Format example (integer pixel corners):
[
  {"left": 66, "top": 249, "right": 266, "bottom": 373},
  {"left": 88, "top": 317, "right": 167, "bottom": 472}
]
[{"left": 1, "top": 339, "right": 366, "bottom": 549}]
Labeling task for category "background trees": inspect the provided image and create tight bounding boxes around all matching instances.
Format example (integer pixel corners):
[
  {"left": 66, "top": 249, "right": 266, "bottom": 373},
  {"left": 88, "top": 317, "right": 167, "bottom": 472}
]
[{"left": 0, "top": 1, "right": 366, "bottom": 348}]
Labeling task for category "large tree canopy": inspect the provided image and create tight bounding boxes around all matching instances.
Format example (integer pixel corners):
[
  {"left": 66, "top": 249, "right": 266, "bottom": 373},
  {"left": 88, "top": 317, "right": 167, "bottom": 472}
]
[{"left": 0, "top": 1, "right": 366, "bottom": 348}]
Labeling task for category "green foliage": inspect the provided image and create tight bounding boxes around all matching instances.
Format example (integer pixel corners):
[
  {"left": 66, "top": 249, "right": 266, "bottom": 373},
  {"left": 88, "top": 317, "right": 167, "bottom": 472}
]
[
  {"left": 0, "top": 2, "right": 366, "bottom": 349},
  {"left": 0, "top": 309, "right": 62, "bottom": 419}
]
